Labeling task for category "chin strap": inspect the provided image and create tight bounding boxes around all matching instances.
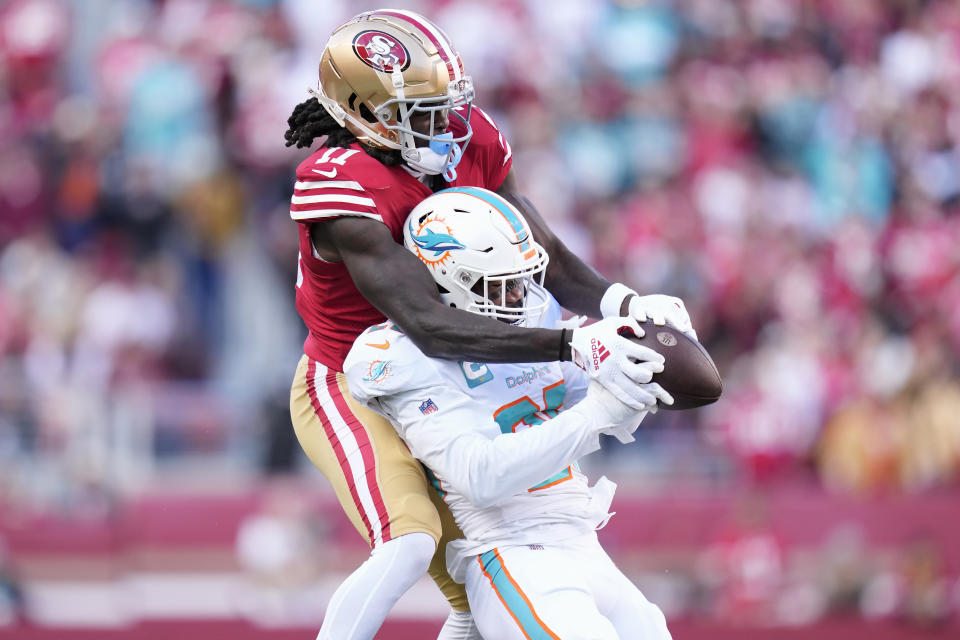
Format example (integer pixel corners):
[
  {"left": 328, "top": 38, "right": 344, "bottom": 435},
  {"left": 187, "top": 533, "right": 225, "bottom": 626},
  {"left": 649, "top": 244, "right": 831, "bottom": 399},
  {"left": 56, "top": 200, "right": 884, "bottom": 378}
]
[
  {"left": 442, "top": 140, "right": 462, "bottom": 181},
  {"left": 401, "top": 133, "right": 463, "bottom": 180}
]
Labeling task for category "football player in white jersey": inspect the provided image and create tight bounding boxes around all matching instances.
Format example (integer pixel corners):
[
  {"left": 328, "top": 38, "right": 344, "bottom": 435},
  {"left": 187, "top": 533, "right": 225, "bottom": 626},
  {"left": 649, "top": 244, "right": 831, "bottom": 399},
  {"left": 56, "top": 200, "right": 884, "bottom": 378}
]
[{"left": 344, "top": 187, "right": 674, "bottom": 640}]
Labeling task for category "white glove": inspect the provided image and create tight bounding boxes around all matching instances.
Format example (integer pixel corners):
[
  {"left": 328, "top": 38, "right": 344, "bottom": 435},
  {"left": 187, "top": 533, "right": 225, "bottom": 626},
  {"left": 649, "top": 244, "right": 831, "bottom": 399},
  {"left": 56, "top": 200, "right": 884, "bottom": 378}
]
[
  {"left": 581, "top": 380, "right": 647, "bottom": 437},
  {"left": 628, "top": 294, "right": 697, "bottom": 341},
  {"left": 603, "top": 422, "right": 639, "bottom": 444},
  {"left": 599, "top": 382, "right": 674, "bottom": 443},
  {"left": 569, "top": 317, "right": 666, "bottom": 410},
  {"left": 579, "top": 380, "right": 671, "bottom": 443}
]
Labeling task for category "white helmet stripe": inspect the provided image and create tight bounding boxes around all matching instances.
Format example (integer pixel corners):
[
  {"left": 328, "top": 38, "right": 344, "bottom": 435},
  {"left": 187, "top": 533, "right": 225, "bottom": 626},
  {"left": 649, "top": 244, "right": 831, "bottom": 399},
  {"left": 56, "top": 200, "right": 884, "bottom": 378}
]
[{"left": 375, "top": 9, "right": 462, "bottom": 81}]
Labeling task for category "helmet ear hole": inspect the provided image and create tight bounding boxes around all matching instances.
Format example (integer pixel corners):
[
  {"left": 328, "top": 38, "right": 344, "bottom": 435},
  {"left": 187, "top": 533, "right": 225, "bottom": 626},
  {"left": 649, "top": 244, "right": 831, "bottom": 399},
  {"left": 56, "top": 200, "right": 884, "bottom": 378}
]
[{"left": 358, "top": 102, "right": 377, "bottom": 122}]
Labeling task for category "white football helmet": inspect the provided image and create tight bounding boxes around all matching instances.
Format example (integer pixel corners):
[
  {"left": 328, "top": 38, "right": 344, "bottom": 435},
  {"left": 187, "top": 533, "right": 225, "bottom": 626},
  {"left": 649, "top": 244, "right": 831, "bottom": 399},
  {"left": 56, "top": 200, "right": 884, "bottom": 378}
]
[
  {"left": 310, "top": 9, "right": 474, "bottom": 179},
  {"left": 404, "top": 187, "right": 550, "bottom": 325}
]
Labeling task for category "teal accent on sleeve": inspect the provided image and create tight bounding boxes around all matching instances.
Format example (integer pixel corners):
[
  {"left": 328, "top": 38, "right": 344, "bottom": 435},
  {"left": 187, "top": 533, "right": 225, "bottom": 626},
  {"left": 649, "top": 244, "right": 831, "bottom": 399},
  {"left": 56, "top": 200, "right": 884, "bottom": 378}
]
[
  {"left": 424, "top": 466, "right": 447, "bottom": 500},
  {"left": 368, "top": 321, "right": 404, "bottom": 334}
]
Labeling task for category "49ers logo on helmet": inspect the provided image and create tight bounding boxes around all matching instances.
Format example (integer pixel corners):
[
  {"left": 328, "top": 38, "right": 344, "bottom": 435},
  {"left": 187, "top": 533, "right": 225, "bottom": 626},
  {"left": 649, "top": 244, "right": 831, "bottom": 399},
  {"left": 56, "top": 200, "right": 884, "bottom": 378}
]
[{"left": 352, "top": 31, "right": 411, "bottom": 72}]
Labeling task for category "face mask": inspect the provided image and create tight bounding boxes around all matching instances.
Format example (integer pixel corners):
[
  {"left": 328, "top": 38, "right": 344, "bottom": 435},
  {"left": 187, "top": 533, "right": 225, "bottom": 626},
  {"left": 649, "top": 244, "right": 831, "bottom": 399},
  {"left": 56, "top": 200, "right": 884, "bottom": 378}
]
[{"left": 403, "top": 133, "right": 464, "bottom": 181}]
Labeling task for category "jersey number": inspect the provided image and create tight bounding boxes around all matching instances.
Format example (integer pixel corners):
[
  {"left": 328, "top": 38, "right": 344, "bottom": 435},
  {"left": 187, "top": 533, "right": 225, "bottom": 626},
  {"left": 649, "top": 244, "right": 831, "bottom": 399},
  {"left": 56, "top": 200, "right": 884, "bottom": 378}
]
[
  {"left": 492, "top": 381, "right": 574, "bottom": 491},
  {"left": 314, "top": 148, "right": 360, "bottom": 177}
]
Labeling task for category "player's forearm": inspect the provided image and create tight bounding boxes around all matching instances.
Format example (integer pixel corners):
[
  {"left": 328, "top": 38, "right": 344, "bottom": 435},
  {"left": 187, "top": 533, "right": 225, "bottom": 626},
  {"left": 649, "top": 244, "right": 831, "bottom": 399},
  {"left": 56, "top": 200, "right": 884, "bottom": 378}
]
[
  {"left": 497, "top": 188, "right": 611, "bottom": 318},
  {"left": 541, "top": 245, "right": 611, "bottom": 317},
  {"left": 334, "top": 217, "right": 569, "bottom": 363},
  {"left": 400, "top": 303, "right": 565, "bottom": 363},
  {"left": 414, "top": 404, "right": 604, "bottom": 509}
]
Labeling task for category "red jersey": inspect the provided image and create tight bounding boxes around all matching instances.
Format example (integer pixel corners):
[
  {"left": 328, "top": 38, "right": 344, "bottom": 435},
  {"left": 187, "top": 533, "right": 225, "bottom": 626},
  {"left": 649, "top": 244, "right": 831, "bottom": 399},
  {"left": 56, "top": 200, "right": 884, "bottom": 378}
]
[{"left": 290, "top": 107, "right": 513, "bottom": 371}]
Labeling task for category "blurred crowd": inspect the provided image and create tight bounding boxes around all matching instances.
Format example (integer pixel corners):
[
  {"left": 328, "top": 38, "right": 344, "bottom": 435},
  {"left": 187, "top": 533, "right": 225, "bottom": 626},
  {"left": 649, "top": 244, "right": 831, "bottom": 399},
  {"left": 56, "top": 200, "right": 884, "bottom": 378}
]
[
  {"left": 1, "top": 0, "right": 960, "bottom": 513},
  {"left": 630, "top": 493, "right": 960, "bottom": 629},
  {"left": 227, "top": 489, "right": 960, "bottom": 629}
]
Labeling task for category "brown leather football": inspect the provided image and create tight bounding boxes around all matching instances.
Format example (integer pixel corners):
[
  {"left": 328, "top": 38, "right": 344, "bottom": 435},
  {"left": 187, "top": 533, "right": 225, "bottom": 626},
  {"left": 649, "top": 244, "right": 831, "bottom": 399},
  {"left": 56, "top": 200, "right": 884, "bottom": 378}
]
[{"left": 625, "top": 324, "right": 722, "bottom": 410}]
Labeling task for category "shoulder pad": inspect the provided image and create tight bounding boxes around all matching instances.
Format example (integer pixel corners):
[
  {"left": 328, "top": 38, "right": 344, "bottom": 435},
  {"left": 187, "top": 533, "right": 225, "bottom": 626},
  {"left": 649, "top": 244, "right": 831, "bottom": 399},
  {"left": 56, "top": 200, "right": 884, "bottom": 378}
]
[
  {"left": 468, "top": 106, "right": 511, "bottom": 158},
  {"left": 292, "top": 145, "right": 398, "bottom": 222},
  {"left": 344, "top": 324, "right": 441, "bottom": 406}
]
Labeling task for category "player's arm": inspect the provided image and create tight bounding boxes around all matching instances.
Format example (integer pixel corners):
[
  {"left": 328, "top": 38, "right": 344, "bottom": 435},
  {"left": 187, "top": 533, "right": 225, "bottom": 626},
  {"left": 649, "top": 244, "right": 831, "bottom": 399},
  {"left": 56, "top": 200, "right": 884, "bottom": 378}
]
[
  {"left": 323, "top": 215, "right": 565, "bottom": 363},
  {"left": 497, "top": 169, "right": 611, "bottom": 318},
  {"left": 497, "top": 170, "right": 697, "bottom": 337},
  {"left": 322, "top": 216, "right": 670, "bottom": 408},
  {"left": 478, "top": 108, "right": 693, "bottom": 331},
  {"left": 375, "top": 380, "right": 647, "bottom": 509}
]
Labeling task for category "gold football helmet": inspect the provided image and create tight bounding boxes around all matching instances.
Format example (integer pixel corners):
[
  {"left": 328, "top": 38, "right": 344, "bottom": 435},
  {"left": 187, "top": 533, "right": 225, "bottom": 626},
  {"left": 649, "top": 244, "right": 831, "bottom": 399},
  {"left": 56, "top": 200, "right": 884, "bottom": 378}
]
[{"left": 311, "top": 9, "right": 475, "bottom": 178}]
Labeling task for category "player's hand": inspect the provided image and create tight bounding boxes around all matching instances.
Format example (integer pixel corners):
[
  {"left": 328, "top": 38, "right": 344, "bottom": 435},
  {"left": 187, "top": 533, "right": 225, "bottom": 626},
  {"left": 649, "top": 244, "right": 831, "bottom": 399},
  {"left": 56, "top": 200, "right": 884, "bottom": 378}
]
[
  {"left": 579, "top": 380, "right": 651, "bottom": 441},
  {"left": 569, "top": 317, "right": 666, "bottom": 410},
  {"left": 628, "top": 294, "right": 697, "bottom": 341},
  {"left": 597, "top": 382, "right": 673, "bottom": 443},
  {"left": 601, "top": 421, "right": 640, "bottom": 444}
]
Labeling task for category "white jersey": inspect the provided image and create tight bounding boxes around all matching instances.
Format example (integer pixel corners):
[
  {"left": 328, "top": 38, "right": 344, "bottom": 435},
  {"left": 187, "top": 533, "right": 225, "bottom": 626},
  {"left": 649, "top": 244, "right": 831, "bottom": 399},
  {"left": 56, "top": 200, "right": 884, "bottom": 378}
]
[{"left": 344, "top": 287, "right": 617, "bottom": 580}]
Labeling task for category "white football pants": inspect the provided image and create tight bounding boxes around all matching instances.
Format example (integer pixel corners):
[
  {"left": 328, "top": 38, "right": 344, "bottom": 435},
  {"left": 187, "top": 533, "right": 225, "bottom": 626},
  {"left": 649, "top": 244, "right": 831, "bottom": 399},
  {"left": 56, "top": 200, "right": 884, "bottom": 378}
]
[{"left": 464, "top": 532, "right": 671, "bottom": 640}]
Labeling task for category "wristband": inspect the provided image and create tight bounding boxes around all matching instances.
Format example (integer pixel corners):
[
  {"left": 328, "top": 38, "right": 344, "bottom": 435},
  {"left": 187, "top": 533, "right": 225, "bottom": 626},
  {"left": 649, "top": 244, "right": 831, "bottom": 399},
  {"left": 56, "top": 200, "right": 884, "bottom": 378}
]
[
  {"left": 599, "top": 282, "right": 638, "bottom": 318},
  {"left": 558, "top": 328, "right": 568, "bottom": 361}
]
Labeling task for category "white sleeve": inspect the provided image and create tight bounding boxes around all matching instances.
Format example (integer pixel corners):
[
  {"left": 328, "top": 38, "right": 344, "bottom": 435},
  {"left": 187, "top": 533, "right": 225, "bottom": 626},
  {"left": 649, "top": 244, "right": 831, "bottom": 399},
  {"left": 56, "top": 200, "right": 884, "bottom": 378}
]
[
  {"left": 380, "top": 384, "right": 604, "bottom": 509},
  {"left": 344, "top": 320, "right": 610, "bottom": 509}
]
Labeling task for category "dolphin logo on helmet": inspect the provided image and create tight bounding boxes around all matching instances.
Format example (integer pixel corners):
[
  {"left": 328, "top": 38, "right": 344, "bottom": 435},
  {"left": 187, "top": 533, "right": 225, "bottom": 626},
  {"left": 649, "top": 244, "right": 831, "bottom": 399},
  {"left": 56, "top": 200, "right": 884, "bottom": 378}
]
[
  {"left": 403, "top": 187, "right": 550, "bottom": 326},
  {"left": 407, "top": 220, "right": 466, "bottom": 256}
]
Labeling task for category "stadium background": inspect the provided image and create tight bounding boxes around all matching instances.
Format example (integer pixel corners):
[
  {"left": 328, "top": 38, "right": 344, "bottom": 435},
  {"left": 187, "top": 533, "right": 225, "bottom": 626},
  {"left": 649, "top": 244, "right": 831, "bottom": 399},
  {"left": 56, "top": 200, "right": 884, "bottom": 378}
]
[{"left": 1, "top": 0, "right": 959, "bottom": 638}]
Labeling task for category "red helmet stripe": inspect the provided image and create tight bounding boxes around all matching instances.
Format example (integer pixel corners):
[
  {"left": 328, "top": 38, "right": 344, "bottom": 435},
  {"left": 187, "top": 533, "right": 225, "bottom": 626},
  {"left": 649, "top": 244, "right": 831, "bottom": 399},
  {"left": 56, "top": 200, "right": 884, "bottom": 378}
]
[{"left": 373, "top": 9, "right": 460, "bottom": 81}]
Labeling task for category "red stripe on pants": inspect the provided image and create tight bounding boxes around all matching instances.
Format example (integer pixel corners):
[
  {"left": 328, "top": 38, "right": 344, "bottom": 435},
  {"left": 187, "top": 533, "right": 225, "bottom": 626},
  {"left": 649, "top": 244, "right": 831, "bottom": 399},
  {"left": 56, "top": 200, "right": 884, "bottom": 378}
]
[
  {"left": 304, "top": 359, "right": 377, "bottom": 545},
  {"left": 325, "top": 369, "right": 393, "bottom": 544}
]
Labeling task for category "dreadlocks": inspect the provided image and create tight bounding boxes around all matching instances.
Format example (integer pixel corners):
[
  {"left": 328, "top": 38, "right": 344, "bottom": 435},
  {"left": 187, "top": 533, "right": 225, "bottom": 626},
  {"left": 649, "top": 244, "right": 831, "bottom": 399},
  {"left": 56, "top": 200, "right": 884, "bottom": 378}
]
[{"left": 284, "top": 97, "right": 403, "bottom": 166}]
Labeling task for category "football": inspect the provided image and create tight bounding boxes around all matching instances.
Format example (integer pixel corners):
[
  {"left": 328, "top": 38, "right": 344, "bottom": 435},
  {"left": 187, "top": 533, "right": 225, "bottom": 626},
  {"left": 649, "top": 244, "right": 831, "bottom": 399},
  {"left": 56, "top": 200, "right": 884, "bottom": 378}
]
[{"left": 625, "top": 324, "right": 722, "bottom": 410}]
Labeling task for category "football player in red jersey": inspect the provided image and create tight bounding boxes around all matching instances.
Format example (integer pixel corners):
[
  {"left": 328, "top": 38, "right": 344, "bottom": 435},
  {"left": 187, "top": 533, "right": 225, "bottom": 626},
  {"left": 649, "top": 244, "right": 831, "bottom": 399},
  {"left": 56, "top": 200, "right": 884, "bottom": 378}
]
[{"left": 283, "top": 9, "right": 695, "bottom": 640}]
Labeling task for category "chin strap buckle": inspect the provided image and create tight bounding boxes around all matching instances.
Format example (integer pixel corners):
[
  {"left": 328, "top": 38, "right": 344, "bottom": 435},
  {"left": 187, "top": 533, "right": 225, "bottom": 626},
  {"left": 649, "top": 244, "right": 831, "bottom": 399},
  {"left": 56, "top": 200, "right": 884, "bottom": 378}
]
[{"left": 442, "top": 142, "right": 462, "bottom": 182}]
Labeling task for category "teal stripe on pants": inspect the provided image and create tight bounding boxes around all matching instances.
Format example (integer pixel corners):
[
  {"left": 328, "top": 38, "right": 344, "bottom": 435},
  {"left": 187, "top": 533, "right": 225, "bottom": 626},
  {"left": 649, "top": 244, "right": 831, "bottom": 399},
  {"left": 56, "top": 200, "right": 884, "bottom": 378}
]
[{"left": 479, "top": 549, "right": 558, "bottom": 640}]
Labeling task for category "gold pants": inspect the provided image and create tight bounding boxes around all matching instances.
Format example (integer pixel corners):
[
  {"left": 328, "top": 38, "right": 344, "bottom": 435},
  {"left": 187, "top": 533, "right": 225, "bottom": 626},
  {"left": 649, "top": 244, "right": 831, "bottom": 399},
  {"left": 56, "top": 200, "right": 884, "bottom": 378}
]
[{"left": 290, "top": 354, "right": 468, "bottom": 610}]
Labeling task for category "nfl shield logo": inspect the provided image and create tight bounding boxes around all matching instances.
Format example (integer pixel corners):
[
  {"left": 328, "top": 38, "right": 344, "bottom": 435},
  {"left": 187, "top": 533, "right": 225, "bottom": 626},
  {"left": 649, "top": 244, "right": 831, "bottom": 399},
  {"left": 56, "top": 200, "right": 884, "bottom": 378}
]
[{"left": 419, "top": 399, "right": 438, "bottom": 415}]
